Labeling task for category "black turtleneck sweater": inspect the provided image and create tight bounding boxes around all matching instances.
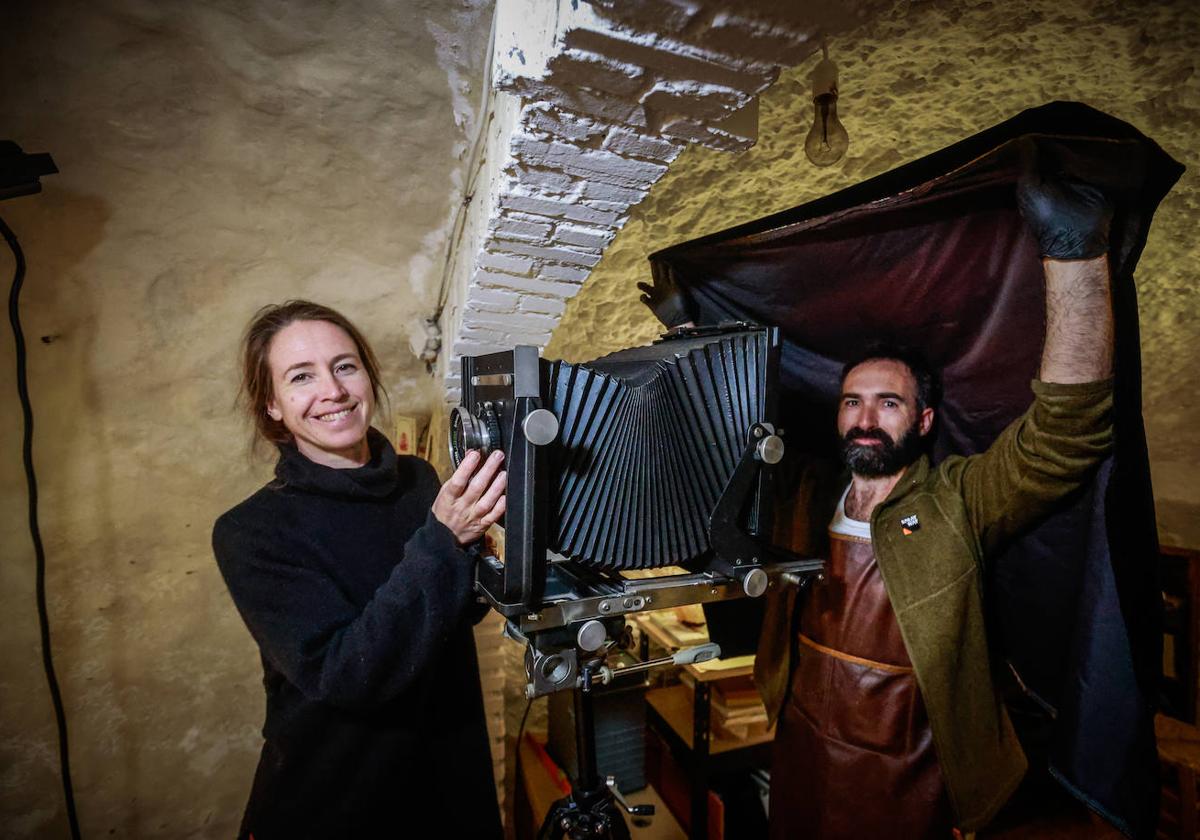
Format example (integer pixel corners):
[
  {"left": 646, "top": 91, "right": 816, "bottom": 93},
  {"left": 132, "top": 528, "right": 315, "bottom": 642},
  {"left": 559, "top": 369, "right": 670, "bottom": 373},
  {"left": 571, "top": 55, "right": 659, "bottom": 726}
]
[{"left": 213, "top": 431, "right": 501, "bottom": 839}]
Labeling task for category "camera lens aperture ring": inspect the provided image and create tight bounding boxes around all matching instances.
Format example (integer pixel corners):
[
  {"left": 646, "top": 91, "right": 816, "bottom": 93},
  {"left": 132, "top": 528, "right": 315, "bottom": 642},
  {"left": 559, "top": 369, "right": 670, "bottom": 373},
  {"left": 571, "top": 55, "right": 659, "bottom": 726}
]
[{"left": 449, "top": 404, "right": 503, "bottom": 467}]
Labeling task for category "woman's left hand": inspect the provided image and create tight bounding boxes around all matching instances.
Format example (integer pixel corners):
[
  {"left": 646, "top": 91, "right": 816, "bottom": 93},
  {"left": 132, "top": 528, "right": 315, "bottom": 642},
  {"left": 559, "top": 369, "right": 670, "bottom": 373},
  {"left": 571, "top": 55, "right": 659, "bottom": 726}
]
[{"left": 432, "top": 449, "right": 507, "bottom": 545}]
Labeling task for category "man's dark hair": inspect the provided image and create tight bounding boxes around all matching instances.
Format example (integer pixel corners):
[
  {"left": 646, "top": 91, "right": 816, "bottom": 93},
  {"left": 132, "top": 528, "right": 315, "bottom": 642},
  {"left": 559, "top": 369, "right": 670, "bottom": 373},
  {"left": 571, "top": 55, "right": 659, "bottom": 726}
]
[{"left": 839, "top": 342, "right": 943, "bottom": 412}]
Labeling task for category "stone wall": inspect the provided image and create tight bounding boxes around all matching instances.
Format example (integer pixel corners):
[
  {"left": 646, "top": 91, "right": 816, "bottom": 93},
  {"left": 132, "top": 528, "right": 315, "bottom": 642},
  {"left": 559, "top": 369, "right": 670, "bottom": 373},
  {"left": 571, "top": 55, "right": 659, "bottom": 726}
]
[{"left": 0, "top": 1, "right": 491, "bottom": 835}]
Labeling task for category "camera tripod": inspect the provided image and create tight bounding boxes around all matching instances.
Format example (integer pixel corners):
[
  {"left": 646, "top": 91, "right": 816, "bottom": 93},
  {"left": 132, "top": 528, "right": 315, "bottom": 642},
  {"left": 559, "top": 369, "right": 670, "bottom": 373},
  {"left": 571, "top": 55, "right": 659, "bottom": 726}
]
[{"left": 536, "top": 643, "right": 721, "bottom": 840}]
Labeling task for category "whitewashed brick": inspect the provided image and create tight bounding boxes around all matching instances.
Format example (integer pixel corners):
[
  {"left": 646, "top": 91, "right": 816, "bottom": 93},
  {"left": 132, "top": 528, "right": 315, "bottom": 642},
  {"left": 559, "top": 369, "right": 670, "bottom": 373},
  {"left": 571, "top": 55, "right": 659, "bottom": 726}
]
[
  {"left": 499, "top": 194, "right": 621, "bottom": 226},
  {"left": 540, "top": 264, "right": 591, "bottom": 283},
  {"left": 515, "top": 80, "right": 647, "bottom": 127},
  {"left": 580, "top": 180, "right": 648, "bottom": 205},
  {"left": 662, "top": 103, "right": 757, "bottom": 152},
  {"left": 551, "top": 140, "right": 668, "bottom": 187},
  {"left": 492, "top": 216, "right": 554, "bottom": 242},
  {"left": 642, "top": 80, "right": 745, "bottom": 122},
  {"left": 478, "top": 251, "right": 534, "bottom": 276},
  {"left": 659, "top": 115, "right": 714, "bottom": 144},
  {"left": 564, "top": 27, "right": 776, "bottom": 93},
  {"left": 701, "top": 11, "right": 814, "bottom": 66},
  {"left": 469, "top": 286, "right": 523, "bottom": 311},
  {"left": 588, "top": 0, "right": 703, "bottom": 33},
  {"left": 547, "top": 49, "right": 647, "bottom": 97},
  {"left": 521, "top": 103, "right": 606, "bottom": 143},
  {"left": 520, "top": 296, "right": 568, "bottom": 317},
  {"left": 465, "top": 309, "right": 560, "bottom": 334},
  {"left": 601, "top": 126, "right": 684, "bottom": 163},
  {"left": 496, "top": 322, "right": 554, "bottom": 344},
  {"left": 494, "top": 241, "right": 602, "bottom": 268},
  {"left": 475, "top": 269, "right": 582, "bottom": 298},
  {"left": 465, "top": 297, "right": 517, "bottom": 316},
  {"left": 459, "top": 324, "right": 508, "bottom": 345},
  {"left": 580, "top": 199, "right": 628, "bottom": 214},
  {"left": 554, "top": 223, "right": 616, "bottom": 249},
  {"left": 454, "top": 338, "right": 504, "bottom": 356},
  {"left": 511, "top": 166, "right": 578, "bottom": 196},
  {"left": 503, "top": 211, "right": 562, "bottom": 231},
  {"left": 514, "top": 135, "right": 667, "bottom": 190}
]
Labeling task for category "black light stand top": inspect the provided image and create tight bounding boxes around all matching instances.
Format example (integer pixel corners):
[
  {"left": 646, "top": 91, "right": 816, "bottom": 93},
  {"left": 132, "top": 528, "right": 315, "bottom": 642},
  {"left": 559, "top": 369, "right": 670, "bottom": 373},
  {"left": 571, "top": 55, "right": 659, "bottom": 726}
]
[{"left": 1, "top": 140, "right": 59, "bottom": 201}]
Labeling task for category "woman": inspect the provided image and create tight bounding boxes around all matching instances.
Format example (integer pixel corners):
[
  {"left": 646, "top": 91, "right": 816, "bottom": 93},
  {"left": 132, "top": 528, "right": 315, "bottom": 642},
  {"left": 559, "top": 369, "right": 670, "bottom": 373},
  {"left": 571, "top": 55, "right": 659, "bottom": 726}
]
[{"left": 213, "top": 300, "right": 505, "bottom": 839}]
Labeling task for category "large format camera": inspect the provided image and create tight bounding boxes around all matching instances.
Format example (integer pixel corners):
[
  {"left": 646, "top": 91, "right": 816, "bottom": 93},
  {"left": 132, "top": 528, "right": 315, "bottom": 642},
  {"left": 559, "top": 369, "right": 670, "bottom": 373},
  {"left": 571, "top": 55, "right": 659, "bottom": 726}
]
[{"left": 452, "top": 324, "right": 822, "bottom": 697}]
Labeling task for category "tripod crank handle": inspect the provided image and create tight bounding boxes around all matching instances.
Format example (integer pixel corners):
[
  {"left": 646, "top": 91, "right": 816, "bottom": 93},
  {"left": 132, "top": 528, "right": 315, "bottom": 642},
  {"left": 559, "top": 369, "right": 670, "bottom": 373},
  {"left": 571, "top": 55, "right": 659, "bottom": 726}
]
[
  {"left": 606, "top": 776, "right": 655, "bottom": 818},
  {"left": 671, "top": 642, "right": 721, "bottom": 666},
  {"left": 783, "top": 570, "right": 823, "bottom": 588}
]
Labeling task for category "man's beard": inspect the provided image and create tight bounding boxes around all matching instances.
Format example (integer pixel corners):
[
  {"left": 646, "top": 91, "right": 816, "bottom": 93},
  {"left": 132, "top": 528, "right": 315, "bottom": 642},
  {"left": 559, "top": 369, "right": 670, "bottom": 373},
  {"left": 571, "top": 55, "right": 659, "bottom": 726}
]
[{"left": 840, "top": 420, "right": 925, "bottom": 478}]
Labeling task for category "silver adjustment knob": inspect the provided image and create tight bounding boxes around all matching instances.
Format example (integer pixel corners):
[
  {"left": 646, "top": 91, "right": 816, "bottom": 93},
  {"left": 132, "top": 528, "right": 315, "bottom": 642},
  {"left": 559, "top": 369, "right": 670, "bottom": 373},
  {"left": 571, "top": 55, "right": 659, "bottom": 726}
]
[
  {"left": 523, "top": 408, "right": 559, "bottom": 445},
  {"left": 576, "top": 620, "right": 607, "bottom": 652},
  {"left": 756, "top": 434, "right": 784, "bottom": 464},
  {"left": 740, "top": 568, "right": 769, "bottom": 598}
]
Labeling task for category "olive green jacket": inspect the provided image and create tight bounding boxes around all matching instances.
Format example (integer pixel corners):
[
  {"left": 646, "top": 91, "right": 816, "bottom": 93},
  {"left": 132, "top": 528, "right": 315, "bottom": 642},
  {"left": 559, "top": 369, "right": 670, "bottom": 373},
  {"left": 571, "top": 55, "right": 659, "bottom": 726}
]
[{"left": 754, "top": 378, "right": 1114, "bottom": 832}]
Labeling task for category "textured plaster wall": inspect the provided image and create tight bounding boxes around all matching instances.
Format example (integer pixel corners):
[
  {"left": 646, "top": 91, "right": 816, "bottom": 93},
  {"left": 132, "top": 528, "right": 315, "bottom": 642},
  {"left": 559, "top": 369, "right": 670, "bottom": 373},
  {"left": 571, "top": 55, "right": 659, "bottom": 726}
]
[
  {"left": 0, "top": 0, "right": 492, "bottom": 835},
  {"left": 547, "top": 0, "right": 1200, "bottom": 548}
]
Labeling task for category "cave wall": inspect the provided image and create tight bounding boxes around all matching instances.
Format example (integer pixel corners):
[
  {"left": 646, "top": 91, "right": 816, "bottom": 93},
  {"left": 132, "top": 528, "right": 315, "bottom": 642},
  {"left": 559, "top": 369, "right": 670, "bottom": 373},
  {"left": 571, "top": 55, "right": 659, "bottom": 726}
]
[
  {"left": 547, "top": 0, "right": 1200, "bottom": 548},
  {"left": 0, "top": 1, "right": 491, "bottom": 835}
]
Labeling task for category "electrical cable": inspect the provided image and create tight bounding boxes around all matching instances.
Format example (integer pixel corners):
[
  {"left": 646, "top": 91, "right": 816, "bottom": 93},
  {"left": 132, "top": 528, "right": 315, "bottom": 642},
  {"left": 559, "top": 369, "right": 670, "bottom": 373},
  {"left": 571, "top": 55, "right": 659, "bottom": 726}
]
[
  {"left": 433, "top": 6, "right": 499, "bottom": 319},
  {"left": 2, "top": 213, "right": 83, "bottom": 840}
]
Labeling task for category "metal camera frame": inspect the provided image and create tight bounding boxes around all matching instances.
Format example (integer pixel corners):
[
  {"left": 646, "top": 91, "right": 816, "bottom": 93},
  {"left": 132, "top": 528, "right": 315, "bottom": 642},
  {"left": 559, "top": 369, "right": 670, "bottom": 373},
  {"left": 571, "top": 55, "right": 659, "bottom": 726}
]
[{"left": 454, "top": 329, "right": 824, "bottom": 699}]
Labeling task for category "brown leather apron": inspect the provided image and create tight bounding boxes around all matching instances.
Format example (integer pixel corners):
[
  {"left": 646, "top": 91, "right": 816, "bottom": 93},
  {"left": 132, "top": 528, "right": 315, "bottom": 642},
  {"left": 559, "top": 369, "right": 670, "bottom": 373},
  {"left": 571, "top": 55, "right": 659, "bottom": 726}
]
[{"left": 768, "top": 529, "right": 955, "bottom": 839}]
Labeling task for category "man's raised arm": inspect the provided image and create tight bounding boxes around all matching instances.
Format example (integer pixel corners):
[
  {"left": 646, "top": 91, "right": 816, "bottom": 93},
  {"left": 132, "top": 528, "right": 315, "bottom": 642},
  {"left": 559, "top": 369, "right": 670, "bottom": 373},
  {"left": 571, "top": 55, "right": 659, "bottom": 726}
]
[
  {"left": 1016, "top": 139, "right": 1115, "bottom": 384},
  {"left": 1040, "top": 256, "right": 1114, "bottom": 383}
]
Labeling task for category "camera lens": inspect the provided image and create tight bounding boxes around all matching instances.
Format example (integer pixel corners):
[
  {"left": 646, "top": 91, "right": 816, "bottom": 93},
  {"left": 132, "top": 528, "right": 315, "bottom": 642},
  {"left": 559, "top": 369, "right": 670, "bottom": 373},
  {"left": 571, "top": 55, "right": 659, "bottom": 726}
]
[
  {"left": 449, "top": 407, "right": 478, "bottom": 467},
  {"left": 448, "top": 405, "right": 501, "bottom": 467}
]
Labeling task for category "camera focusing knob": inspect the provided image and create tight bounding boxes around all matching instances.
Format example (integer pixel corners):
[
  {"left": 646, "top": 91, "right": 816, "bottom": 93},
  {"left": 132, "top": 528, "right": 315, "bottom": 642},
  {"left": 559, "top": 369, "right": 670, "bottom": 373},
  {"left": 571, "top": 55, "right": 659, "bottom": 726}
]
[
  {"left": 523, "top": 408, "right": 559, "bottom": 446},
  {"left": 756, "top": 433, "right": 784, "bottom": 464}
]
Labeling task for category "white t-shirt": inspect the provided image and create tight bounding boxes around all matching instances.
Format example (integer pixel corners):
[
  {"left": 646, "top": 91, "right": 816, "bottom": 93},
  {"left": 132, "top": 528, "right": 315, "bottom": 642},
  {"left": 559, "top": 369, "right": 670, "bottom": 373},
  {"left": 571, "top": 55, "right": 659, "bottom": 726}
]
[{"left": 829, "top": 484, "right": 872, "bottom": 541}]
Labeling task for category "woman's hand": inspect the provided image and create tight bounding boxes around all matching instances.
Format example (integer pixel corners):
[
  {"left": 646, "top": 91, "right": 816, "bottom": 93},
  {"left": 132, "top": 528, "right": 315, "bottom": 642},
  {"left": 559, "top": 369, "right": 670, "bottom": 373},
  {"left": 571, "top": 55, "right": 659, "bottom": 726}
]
[{"left": 432, "top": 449, "right": 507, "bottom": 545}]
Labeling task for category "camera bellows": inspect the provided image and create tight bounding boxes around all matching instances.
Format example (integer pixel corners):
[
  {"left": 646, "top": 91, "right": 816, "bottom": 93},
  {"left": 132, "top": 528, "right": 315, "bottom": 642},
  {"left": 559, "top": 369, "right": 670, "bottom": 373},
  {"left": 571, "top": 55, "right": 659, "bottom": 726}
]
[{"left": 547, "top": 328, "right": 772, "bottom": 570}]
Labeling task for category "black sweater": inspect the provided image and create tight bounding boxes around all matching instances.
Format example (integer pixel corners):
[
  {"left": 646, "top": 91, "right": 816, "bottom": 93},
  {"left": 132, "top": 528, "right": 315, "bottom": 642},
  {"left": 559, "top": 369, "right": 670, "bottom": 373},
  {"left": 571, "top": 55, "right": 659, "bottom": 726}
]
[{"left": 213, "top": 431, "right": 501, "bottom": 839}]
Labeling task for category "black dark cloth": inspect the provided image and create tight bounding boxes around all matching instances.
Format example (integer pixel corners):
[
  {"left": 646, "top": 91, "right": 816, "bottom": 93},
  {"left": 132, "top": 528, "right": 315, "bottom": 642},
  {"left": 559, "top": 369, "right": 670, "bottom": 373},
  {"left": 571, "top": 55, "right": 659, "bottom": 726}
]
[
  {"left": 213, "top": 430, "right": 501, "bottom": 839},
  {"left": 650, "top": 103, "right": 1183, "bottom": 838}
]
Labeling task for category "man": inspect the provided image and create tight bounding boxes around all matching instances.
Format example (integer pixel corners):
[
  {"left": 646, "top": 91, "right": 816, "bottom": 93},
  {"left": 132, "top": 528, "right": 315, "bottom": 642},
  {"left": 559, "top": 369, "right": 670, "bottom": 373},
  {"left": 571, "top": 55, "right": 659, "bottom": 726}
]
[{"left": 642, "top": 148, "right": 1117, "bottom": 837}]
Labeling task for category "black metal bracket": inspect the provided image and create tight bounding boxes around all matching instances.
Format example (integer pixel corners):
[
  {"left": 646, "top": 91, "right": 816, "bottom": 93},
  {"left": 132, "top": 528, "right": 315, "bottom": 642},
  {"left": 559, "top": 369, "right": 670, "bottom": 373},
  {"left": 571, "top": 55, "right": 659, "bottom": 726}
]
[{"left": 707, "top": 424, "right": 824, "bottom": 583}]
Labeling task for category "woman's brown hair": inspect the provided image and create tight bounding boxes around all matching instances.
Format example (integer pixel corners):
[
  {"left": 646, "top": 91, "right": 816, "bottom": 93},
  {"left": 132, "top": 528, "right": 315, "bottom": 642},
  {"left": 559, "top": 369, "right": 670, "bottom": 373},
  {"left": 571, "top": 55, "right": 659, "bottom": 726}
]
[{"left": 240, "top": 300, "right": 387, "bottom": 449}]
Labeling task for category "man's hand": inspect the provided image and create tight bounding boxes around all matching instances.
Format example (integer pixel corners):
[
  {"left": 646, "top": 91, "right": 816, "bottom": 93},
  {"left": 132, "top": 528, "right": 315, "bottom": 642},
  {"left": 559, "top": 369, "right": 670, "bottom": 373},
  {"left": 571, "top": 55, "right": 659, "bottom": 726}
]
[
  {"left": 1016, "top": 139, "right": 1113, "bottom": 260},
  {"left": 1014, "top": 140, "right": 1116, "bottom": 383},
  {"left": 432, "top": 449, "right": 507, "bottom": 545},
  {"left": 636, "top": 262, "right": 694, "bottom": 328}
]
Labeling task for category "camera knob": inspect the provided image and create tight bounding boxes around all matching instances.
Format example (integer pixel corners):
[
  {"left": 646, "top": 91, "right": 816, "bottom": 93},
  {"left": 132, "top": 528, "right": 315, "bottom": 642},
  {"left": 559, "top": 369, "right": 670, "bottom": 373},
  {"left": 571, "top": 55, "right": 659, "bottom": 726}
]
[
  {"left": 756, "top": 434, "right": 784, "bottom": 465},
  {"left": 523, "top": 408, "right": 559, "bottom": 446}
]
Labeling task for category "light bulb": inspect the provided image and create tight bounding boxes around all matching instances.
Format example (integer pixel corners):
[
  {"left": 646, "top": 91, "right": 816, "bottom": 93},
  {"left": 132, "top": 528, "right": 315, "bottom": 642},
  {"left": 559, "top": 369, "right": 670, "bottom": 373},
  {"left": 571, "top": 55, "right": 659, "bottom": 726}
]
[
  {"left": 804, "top": 54, "right": 849, "bottom": 167},
  {"left": 804, "top": 93, "right": 849, "bottom": 166}
]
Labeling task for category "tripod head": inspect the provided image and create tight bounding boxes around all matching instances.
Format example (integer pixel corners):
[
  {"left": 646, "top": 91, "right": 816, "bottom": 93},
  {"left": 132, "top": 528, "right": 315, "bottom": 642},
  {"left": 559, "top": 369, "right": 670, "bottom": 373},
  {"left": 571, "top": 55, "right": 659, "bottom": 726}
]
[
  {"left": 509, "top": 612, "right": 720, "bottom": 700},
  {"left": 535, "top": 636, "right": 718, "bottom": 839}
]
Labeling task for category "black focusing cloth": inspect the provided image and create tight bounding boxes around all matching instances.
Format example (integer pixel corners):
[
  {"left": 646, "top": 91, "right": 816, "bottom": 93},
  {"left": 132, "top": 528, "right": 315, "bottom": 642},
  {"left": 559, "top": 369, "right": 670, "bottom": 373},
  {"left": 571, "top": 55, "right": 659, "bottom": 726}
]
[{"left": 650, "top": 102, "right": 1183, "bottom": 839}]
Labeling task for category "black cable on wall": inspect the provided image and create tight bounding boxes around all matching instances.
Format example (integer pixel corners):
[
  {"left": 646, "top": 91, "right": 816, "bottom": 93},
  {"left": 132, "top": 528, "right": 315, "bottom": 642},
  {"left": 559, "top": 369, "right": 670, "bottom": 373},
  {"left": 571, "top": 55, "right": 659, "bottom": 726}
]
[{"left": 3, "top": 213, "right": 83, "bottom": 839}]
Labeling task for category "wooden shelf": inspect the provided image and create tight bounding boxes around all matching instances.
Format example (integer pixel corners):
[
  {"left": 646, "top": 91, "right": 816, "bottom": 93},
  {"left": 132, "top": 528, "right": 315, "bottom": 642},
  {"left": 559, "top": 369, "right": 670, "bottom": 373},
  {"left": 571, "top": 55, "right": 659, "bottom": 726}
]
[{"left": 645, "top": 683, "right": 774, "bottom": 755}]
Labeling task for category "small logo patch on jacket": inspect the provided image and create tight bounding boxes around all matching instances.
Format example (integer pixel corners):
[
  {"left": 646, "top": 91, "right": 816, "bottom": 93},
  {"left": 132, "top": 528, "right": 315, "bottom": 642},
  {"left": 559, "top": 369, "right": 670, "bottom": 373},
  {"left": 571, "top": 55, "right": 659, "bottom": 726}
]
[{"left": 900, "top": 514, "right": 920, "bottom": 535}]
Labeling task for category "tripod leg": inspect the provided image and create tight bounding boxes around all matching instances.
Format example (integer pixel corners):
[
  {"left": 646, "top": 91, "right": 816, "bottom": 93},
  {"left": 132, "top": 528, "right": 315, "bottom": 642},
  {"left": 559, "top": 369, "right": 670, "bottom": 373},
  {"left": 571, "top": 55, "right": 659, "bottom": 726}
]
[
  {"left": 536, "top": 795, "right": 571, "bottom": 840},
  {"left": 606, "top": 803, "right": 633, "bottom": 840}
]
